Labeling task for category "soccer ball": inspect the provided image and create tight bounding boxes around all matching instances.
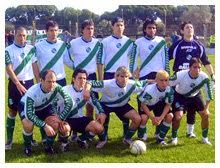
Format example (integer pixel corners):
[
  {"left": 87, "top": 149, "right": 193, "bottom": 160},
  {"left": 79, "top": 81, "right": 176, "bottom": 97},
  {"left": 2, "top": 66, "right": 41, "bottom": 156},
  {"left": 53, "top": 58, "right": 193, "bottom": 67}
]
[{"left": 130, "top": 140, "right": 146, "bottom": 155}]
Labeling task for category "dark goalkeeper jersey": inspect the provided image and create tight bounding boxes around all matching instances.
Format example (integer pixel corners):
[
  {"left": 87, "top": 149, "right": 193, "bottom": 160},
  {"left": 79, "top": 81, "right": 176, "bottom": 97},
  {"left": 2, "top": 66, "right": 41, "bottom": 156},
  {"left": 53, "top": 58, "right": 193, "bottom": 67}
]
[{"left": 168, "top": 39, "right": 211, "bottom": 73}]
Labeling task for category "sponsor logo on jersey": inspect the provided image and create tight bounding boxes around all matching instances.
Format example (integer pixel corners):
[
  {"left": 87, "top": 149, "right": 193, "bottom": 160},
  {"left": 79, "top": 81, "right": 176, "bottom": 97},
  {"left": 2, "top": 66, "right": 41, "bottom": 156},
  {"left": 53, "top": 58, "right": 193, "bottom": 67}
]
[
  {"left": 42, "top": 98, "right": 48, "bottom": 103},
  {"left": 86, "top": 47, "right": 91, "bottom": 53},
  {"left": 148, "top": 45, "right": 154, "bottom": 50},
  {"left": 51, "top": 48, "right": 57, "bottom": 53},
  {"left": 116, "top": 43, "right": 121, "bottom": 48},
  {"left": 181, "top": 46, "right": 196, "bottom": 50},
  {"left": 186, "top": 54, "right": 192, "bottom": 60},
  {"left": 118, "top": 92, "right": 124, "bottom": 97},
  {"left": 190, "top": 83, "right": 196, "bottom": 88},
  {"left": 20, "top": 52, "right": 25, "bottom": 58}
]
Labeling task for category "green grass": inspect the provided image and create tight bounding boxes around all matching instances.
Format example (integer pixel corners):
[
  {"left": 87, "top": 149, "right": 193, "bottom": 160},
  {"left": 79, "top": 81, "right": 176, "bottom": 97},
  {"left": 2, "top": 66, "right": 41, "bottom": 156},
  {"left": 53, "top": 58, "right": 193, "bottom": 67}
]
[{"left": 5, "top": 55, "right": 215, "bottom": 163}]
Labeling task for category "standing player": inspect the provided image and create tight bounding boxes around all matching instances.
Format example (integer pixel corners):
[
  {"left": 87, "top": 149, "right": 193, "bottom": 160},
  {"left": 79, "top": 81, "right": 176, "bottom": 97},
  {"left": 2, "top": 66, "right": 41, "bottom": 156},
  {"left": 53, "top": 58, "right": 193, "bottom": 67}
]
[
  {"left": 169, "top": 58, "right": 214, "bottom": 145},
  {"left": 133, "top": 18, "right": 170, "bottom": 140},
  {"left": 169, "top": 21, "right": 215, "bottom": 138},
  {"left": 5, "top": 26, "right": 40, "bottom": 150},
  {"left": 138, "top": 70, "right": 173, "bottom": 145},
  {"left": 18, "top": 70, "right": 73, "bottom": 156},
  {"left": 97, "top": 17, "right": 137, "bottom": 140},
  {"left": 60, "top": 69, "right": 104, "bottom": 150}
]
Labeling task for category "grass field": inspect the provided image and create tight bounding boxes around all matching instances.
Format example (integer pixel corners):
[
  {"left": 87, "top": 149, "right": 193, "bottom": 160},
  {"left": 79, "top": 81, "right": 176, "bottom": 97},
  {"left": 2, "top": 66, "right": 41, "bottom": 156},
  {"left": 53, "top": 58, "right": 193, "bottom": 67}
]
[{"left": 5, "top": 55, "right": 215, "bottom": 163}]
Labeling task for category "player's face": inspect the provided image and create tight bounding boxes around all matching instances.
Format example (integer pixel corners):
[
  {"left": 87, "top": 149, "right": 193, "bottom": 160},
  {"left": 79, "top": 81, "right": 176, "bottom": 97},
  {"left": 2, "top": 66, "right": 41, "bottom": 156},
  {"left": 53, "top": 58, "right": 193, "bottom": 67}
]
[
  {"left": 183, "top": 24, "right": 194, "bottom": 38},
  {"left": 156, "top": 77, "right": 169, "bottom": 90},
  {"left": 116, "top": 73, "right": 129, "bottom": 87},
  {"left": 73, "top": 73, "right": 87, "bottom": 89},
  {"left": 144, "top": 24, "right": 156, "bottom": 38},
  {"left": 15, "top": 30, "right": 27, "bottom": 46},
  {"left": 190, "top": 63, "right": 201, "bottom": 78},
  {"left": 113, "top": 21, "right": 125, "bottom": 37},
  {"left": 46, "top": 26, "right": 59, "bottom": 42},
  {"left": 42, "top": 72, "right": 57, "bottom": 93},
  {"left": 82, "top": 25, "right": 94, "bottom": 40}
]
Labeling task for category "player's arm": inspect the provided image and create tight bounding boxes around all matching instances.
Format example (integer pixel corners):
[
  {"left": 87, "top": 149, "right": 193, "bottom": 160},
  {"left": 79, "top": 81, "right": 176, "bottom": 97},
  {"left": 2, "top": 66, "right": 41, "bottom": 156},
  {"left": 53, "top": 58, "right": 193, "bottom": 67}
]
[
  {"left": 204, "top": 78, "right": 214, "bottom": 111},
  {"left": 157, "top": 104, "right": 171, "bottom": 122},
  {"left": 32, "top": 61, "right": 40, "bottom": 83},
  {"left": 97, "top": 42, "right": 104, "bottom": 80},
  {"left": 97, "top": 64, "right": 103, "bottom": 80},
  {"left": 63, "top": 43, "right": 75, "bottom": 69},
  {"left": 141, "top": 103, "right": 158, "bottom": 125},
  {"left": 130, "top": 42, "right": 139, "bottom": 79}
]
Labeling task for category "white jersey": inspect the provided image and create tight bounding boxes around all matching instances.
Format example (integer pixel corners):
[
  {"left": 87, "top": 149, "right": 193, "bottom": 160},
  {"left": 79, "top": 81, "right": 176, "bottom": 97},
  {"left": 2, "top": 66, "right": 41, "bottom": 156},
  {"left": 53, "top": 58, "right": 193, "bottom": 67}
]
[
  {"left": 134, "top": 36, "right": 169, "bottom": 78},
  {"left": 69, "top": 37, "right": 100, "bottom": 75},
  {"left": 97, "top": 35, "right": 136, "bottom": 73},
  {"left": 169, "top": 70, "right": 214, "bottom": 101},
  {"left": 35, "top": 39, "right": 74, "bottom": 80},
  {"left": 5, "top": 43, "right": 37, "bottom": 81},
  {"left": 63, "top": 85, "right": 103, "bottom": 118},
  {"left": 20, "top": 83, "right": 73, "bottom": 128},
  {"left": 90, "top": 79, "right": 148, "bottom": 107},
  {"left": 138, "top": 83, "right": 174, "bottom": 106}
]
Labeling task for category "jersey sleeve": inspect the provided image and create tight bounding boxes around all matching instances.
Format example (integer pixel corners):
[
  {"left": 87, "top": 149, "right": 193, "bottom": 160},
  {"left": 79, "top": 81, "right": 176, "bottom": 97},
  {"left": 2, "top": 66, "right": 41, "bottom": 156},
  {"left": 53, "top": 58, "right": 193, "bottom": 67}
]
[
  {"left": 199, "top": 44, "right": 211, "bottom": 65},
  {"left": 204, "top": 78, "right": 214, "bottom": 101},
  {"left": 31, "top": 47, "right": 37, "bottom": 63},
  {"left": 89, "top": 91, "right": 105, "bottom": 114},
  {"left": 163, "top": 44, "right": 170, "bottom": 74},
  {"left": 165, "top": 87, "right": 174, "bottom": 104},
  {"left": 5, "top": 50, "right": 12, "bottom": 66},
  {"left": 130, "top": 41, "right": 138, "bottom": 74},
  {"left": 169, "top": 73, "right": 179, "bottom": 86},
  {"left": 97, "top": 42, "right": 104, "bottom": 64},
  {"left": 134, "top": 79, "right": 149, "bottom": 93},
  {"left": 89, "top": 80, "right": 105, "bottom": 92}
]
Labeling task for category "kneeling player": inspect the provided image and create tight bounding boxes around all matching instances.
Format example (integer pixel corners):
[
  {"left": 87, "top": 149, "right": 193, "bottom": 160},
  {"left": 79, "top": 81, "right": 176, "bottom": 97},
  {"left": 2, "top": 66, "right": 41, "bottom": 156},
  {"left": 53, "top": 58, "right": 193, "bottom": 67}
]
[
  {"left": 138, "top": 70, "right": 173, "bottom": 145},
  {"left": 19, "top": 70, "right": 73, "bottom": 156}
]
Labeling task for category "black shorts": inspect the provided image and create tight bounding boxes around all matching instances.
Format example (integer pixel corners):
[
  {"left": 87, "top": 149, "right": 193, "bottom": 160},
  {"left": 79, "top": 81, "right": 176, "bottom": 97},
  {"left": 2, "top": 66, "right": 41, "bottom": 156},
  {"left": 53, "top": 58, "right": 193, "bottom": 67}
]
[
  {"left": 104, "top": 72, "right": 115, "bottom": 80},
  {"left": 66, "top": 116, "right": 92, "bottom": 133},
  {"left": 139, "top": 72, "right": 157, "bottom": 80},
  {"left": 172, "top": 91, "right": 205, "bottom": 113},
  {"left": 100, "top": 102, "right": 134, "bottom": 121},
  {"left": 8, "top": 79, "right": 34, "bottom": 111},
  {"left": 57, "top": 78, "right": 66, "bottom": 87}
]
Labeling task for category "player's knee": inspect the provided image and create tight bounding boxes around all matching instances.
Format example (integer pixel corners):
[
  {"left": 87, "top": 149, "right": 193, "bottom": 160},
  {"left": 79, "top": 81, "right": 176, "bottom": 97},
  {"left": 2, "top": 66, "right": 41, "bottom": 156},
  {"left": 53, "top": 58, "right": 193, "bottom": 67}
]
[
  {"left": 59, "top": 122, "right": 71, "bottom": 137},
  {"left": 201, "top": 110, "right": 210, "bottom": 120},
  {"left": 174, "top": 112, "right": 183, "bottom": 122},
  {"left": 165, "top": 113, "right": 173, "bottom": 123},
  {"left": 133, "top": 114, "right": 141, "bottom": 125},
  {"left": 95, "top": 123, "right": 104, "bottom": 134},
  {"left": 9, "top": 108, "right": 17, "bottom": 117},
  {"left": 141, "top": 114, "right": 148, "bottom": 125},
  {"left": 22, "top": 119, "right": 34, "bottom": 133}
]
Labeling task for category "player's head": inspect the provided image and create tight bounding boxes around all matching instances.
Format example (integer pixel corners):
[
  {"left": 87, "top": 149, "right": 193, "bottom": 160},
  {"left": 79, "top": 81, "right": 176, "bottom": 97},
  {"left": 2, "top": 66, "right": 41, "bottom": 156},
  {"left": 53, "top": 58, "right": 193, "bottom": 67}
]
[
  {"left": 41, "top": 70, "right": 57, "bottom": 93},
  {"left": 143, "top": 18, "right": 157, "bottom": 37},
  {"left": 115, "top": 66, "right": 131, "bottom": 87},
  {"left": 189, "top": 57, "right": 202, "bottom": 77},
  {"left": 15, "top": 26, "right": 27, "bottom": 46},
  {"left": 112, "top": 17, "right": 125, "bottom": 37},
  {"left": 81, "top": 19, "right": 95, "bottom": 39},
  {"left": 180, "top": 21, "right": 194, "bottom": 39},
  {"left": 46, "top": 20, "right": 59, "bottom": 42},
  {"left": 72, "top": 69, "right": 88, "bottom": 88},
  {"left": 155, "top": 70, "right": 169, "bottom": 90}
]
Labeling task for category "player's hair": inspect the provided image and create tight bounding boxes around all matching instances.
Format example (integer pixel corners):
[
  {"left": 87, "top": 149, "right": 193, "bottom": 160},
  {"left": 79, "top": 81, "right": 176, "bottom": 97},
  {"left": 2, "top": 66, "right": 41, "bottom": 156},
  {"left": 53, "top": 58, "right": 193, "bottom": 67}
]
[
  {"left": 72, "top": 69, "right": 88, "bottom": 79},
  {"left": 156, "top": 70, "right": 169, "bottom": 80},
  {"left": 81, "top": 19, "right": 94, "bottom": 31},
  {"left": 115, "top": 66, "right": 131, "bottom": 78},
  {"left": 41, "top": 70, "right": 56, "bottom": 80},
  {"left": 112, "top": 17, "right": 124, "bottom": 26},
  {"left": 180, "top": 21, "right": 193, "bottom": 30},
  {"left": 46, "top": 20, "right": 59, "bottom": 31},
  {"left": 189, "top": 57, "right": 202, "bottom": 67},
  {"left": 143, "top": 18, "right": 157, "bottom": 36},
  {"left": 15, "top": 26, "right": 27, "bottom": 35}
]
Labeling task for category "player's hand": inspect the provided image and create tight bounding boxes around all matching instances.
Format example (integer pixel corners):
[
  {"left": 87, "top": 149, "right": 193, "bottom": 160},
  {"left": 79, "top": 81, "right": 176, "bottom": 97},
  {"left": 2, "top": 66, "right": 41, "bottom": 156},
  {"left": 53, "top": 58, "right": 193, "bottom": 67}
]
[
  {"left": 16, "top": 82, "right": 27, "bottom": 95},
  {"left": 151, "top": 117, "right": 159, "bottom": 126},
  {"left": 44, "top": 124, "right": 56, "bottom": 137},
  {"left": 96, "top": 113, "right": 106, "bottom": 125},
  {"left": 83, "top": 90, "right": 91, "bottom": 100},
  {"left": 133, "top": 69, "right": 139, "bottom": 79}
]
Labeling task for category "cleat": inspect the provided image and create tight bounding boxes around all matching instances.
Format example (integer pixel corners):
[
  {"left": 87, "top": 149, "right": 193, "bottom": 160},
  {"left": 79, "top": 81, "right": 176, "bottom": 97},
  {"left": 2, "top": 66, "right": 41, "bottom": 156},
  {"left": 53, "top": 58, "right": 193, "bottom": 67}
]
[
  {"left": 60, "top": 143, "right": 70, "bottom": 152},
  {"left": 160, "top": 140, "right": 168, "bottom": 146},
  {"left": 77, "top": 138, "right": 89, "bottom": 149},
  {"left": 187, "top": 132, "right": 196, "bottom": 138},
  {"left": 31, "top": 139, "right": 39, "bottom": 147},
  {"left": 139, "top": 133, "right": 148, "bottom": 141},
  {"left": 123, "top": 138, "right": 132, "bottom": 145},
  {"left": 24, "top": 148, "right": 32, "bottom": 157},
  {"left": 70, "top": 133, "right": 78, "bottom": 142},
  {"left": 96, "top": 140, "right": 107, "bottom": 149},
  {"left": 171, "top": 137, "right": 178, "bottom": 145},
  {"left": 5, "top": 141, "right": 12, "bottom": 150},
  {"left": 41, "top": 138, "right": 47, "bottom": 145},
  {"left": 45, "top": 146, "right": 55, "bottom": 154},
  {"left": 154, "top": 134, "right": 168, "bottom": 140},
  {"left": 202, "top": 138, "right": 212, "bottom": 146}
]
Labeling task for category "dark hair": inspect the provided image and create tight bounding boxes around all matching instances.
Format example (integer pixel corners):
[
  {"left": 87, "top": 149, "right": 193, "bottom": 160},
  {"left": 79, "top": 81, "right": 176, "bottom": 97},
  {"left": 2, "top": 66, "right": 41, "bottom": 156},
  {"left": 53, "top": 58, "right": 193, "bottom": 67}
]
[
  {"left": 189, "top": 57, "right": 202, "bottom": 67},
  {"left": 72, "top": 69, "right": 88, "bottom": 79},
  {"left": 15, "top": 26, "right": 27, "bottom": 34},
  {"left": 41, "top": 69, "right": 56, "bottom": 80},
  {"left": 180, "top": 21, "right": 192, "bottom": 30},
  {"left": 112, "top": 17, "right": 124, "bottom": 26},
  {"left": 46, "top": 20, "right": 59, "bottom": 31},
  {"left": 81, "top": 19, "right": 94, "bottom": 31},
  {"left": 143, "top": 18, "right": 157, "bottom": 36}
]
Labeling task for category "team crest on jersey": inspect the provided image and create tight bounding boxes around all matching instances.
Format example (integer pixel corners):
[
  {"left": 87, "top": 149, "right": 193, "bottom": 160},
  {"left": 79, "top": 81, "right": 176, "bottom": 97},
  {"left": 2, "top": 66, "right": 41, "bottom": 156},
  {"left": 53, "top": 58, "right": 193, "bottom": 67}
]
[
  {"left": 148, "top": 45, "right": 154, "bottom": 50},
  {"left": 116, "top": 43, "right": 121, "bottom": 48},
  {"left": 20, "top": 53, "right": 25, "bottom": 58},
  {"left": 51, "top": 48, "right": 57, "bottom": 53},
  {"left": 118, "top": 92, "right": 124, "bottom": 97},
  {"left": 76, "top": 98, "right": 80, "bottom": 104},
  {"left": 186, "top": 54, "right": 192, "bottom": 60},
  {"left": 86, "top": 47, "right": 91, "bottom": 53},
  {"left": 190, "top": 83, "right": 196, "bottom": 88},
  {"left": 42, "top": 97, "right": 48, "bottom": 103}
]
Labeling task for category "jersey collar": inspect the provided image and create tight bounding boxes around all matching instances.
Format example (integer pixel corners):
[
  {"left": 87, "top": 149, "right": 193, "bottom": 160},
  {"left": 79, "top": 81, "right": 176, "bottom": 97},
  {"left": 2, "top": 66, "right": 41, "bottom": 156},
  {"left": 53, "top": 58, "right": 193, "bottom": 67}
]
[
  {"left": 144, "top": 36, "right": 155, "bottom": 41},
  {"left": 81, "top": 36, "right": 92, "bottom": 43},
  {"left": 156, "top": 84, "right": 165, "bottom": 92},
  {"left": 112, "top": 35, "right": 123, "bottom": 39},
  {"left": 14, "top": 43, "right": 26, "bottom": 48},
  {"left": 46, "top": 39, "right": 57, "bottom": 44},
  {"left": 188, "top": 71, "right": 198, "bottom": 79},
  {"left": 72, "top": 84, "right": 83, "bottom": 92}
]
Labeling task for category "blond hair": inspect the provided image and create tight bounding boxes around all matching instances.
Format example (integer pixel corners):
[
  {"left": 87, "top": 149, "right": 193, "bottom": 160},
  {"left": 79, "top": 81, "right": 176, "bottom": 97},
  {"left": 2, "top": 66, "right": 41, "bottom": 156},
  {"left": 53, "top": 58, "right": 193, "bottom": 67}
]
[
  {"left": 156, "top": 70, "right": 169, "bottom": 80},
  {"left": 115, "top": 66, "right": 131, "bottom": 78}
]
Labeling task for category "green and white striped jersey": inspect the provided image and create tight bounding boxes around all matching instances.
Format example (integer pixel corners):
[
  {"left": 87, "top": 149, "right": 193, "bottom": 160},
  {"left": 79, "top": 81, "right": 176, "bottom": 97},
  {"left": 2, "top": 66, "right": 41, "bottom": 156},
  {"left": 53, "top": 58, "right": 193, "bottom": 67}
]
[
  {"left": 35, "top": 39, "right": 74, "bottom": 80},
  {"left": 90, "top": 79, "right": 148, "bottom": 107},
  {"left": 138, "top": 83, "right": 174, "bottom": 106},
  {"left": 5, "top": 43, "right": 37, "bottom": 80},
  {"left": 62, "top": 85, "right": 104, "bottom": 118},
  {"left": 133, "top": 36, "right": 170, "bottom": 78},
  {"left": 169, "top": 70, "right": 214, "bottom": 100},
  {"left": 69, "top": 37, "right": 100, "bottom": 74},
  {"left": 20, "top": 83, "right": 73, "bottom": 128}
]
